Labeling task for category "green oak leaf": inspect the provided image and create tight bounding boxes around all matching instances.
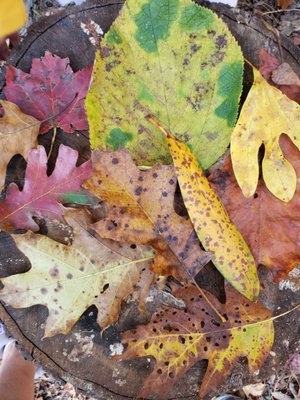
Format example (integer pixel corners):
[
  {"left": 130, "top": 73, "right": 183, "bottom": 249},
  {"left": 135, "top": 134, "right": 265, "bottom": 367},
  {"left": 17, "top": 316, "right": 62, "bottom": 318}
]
[{"left": 86, "top": 0, "right": 243, "bottom": 168}]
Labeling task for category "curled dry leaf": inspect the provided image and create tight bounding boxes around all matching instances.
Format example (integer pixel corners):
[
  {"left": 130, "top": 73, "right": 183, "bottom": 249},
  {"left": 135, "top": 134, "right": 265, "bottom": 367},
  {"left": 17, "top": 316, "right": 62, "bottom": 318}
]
[
  {"left": 259, "top": 49, "right": 300, "bottom": 104},
  {"left": 86, "top": 0, "right": 243, "bottom": 168},
  {"left": 118, "top": 284, "right": 274, "bottom": 399},
  {"left": 4, "top": 52, "right": 92, "bottom": 134},
  {"left": 0, "top": 100, "right": 39, "bottom": 191},
  {"left": 209, "top": 135, "right": 300, "bottom": 281},
  {"left": 0, "top": 212, "right": 155, "bottom": 337},
  {"left": 0, "top": 145, "right": 92, "bottom": 232},
  {"left": 231, "top": 67, "right": 300, "bottom": 202},
  {"left": 158, "top": 123, "right": 259, "bottom": 301},
  {"left": 84, "top": 148, "right": 212, "bottom": 279}
]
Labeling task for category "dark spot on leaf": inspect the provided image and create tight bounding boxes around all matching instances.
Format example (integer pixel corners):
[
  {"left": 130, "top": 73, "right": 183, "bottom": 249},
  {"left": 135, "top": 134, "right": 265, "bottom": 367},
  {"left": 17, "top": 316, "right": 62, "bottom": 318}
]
[{"left": 135, "top": 186, "right": 143, "bottom": 196}]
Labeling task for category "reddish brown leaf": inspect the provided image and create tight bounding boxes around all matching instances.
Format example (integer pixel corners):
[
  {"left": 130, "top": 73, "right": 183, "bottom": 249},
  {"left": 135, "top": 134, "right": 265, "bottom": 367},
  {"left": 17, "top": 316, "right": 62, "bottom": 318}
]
[
  {"left": 119, "top": 284, "right": 274, "bottom": 399},
  {"left": 259, "top": 48, "right": 300, "bottom": 104},
  {"left": 4, "top": 52, "right": 92, "bottom": 134},
  {"left": 84, "top": 148, "right": 212, "bottom": 279},
  {"left": 272, "top": 62, "right": 300, "bottom": 86},
  {"left": 0, "top": 145, "right": 92, "bottom": 232},
  {"left": 209, "top": 135, "right": 300, "bottom": 281}
]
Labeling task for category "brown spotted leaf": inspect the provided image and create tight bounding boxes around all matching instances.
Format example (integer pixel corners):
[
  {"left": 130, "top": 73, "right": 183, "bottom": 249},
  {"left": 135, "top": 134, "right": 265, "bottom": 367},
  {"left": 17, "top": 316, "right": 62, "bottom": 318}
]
[
  {"left": 0, "top": 211, "right": 155, "bottom": 337},
  {"left": 84, "top": 148, "right": 212, "bottom": 278},
  {"left": 209, "top": 135, "right": 300, "bottom": 281},
  {"left": 119, "top": 284, "right": 274, "bottom": 399}
]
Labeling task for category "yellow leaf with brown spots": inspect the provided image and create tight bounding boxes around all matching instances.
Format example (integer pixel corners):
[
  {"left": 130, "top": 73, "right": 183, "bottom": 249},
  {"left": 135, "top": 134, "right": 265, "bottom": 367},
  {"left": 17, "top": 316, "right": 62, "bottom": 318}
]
[
  {"left": 118, "top": 284, "right": 274, "bottom": 399},
  {"left": 152, "top": 120, "right": 259, "bottom": 301},
  {"left": 84, "top": 148, "right": 212, "bottom": 279},
  {"left": 0, "top": 212, "right": 155, "bottom": 337},
  {"left": 0, "top": 100, "right": 39, "bottom": 190},
  {"left": 231, "top": 68, "right": 300, "bottom": 202}
]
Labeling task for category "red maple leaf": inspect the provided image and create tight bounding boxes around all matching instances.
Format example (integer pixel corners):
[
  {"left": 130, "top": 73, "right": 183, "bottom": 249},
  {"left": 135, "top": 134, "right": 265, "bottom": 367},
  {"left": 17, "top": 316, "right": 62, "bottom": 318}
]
[
  {"left": 4, "top": 52, "right": 92, "bottom": 134},
  {"left": 0, "top": 145, "right": 92, "bottom": 231}
]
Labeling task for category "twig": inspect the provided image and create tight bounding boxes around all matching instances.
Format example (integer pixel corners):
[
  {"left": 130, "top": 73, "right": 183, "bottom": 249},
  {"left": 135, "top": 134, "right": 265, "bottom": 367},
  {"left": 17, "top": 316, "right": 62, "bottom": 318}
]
[
  {"left": 48, "top": 126, "right": 57, "bottom": 160},
  {"left": 262, "top": 9, "right": 300, "bottom": 14}
]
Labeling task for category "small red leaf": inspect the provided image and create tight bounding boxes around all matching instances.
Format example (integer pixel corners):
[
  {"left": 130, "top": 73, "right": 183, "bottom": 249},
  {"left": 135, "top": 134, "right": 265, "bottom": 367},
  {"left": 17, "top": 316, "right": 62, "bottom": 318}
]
[
  {"left": 4, "top": 52, "right": 92, "bottom": 134},
  {"left": 0, "top": 145, "right": 92, "bottom": 231}
]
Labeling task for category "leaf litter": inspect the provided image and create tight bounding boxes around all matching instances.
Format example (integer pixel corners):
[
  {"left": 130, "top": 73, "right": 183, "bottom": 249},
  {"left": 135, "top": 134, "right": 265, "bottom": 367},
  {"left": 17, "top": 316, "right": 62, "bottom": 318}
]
[{"left": 0, "top": 0, "right": 299, "bottom": 398}]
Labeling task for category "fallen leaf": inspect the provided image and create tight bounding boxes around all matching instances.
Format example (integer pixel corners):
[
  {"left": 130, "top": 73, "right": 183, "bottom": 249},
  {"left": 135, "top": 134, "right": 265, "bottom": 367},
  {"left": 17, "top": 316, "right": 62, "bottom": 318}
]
[
  {"left": 154, "top": 120, "right": 259, "bottom": 301},
  {"left": 0, "top": 212, "right": 155, "bottom": 337},
  {"left": 118, "top": 284, "right": 274, "bottom": 399},
  {"left": 0, "top": 144, "right": 92, "bottom": 232},
  {"left": 243, "top": 382, "right": 266, "bottom": 398},
  {"left": 272, "top": 63, "right": 300, "bottom": 87},
  {"left": 4, "top": 52, "right": 92, "bottom": 134},
  {"left": 86, "top": 0, "right": 243, "bottom": 169},
  {"left": 231, "top": 67, "right": 300, "bottom": 202},
  {"left": 259, "top": 48, "right": 281, "bottom": 80},
  {"left": 209, "top": 135, "right": 300, "bottom": 280},
  {"left": 84, "top": 148, "right": 212, "bottom": 279},
  {"left": 259, "top": 49, "right": 300, "bottom": 104},
  {"left": 0, "top": 100, "right": 39, "bottom": 190},
  {"left": 277, "top": 0, "right": 293, "bottom": 10}
]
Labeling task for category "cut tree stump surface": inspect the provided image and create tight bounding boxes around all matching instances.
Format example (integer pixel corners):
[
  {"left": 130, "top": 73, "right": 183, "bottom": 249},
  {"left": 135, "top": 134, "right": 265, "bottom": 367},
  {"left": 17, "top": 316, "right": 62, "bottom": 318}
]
[{"left": 0, "top": 1, "right": 299, "bottom": 399}]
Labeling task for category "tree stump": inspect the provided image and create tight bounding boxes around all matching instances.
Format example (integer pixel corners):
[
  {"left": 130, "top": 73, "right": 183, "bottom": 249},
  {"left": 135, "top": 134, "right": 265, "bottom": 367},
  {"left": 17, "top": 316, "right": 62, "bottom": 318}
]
[{"left": 0, "top": 1, "right": 299, "bottom": 399}]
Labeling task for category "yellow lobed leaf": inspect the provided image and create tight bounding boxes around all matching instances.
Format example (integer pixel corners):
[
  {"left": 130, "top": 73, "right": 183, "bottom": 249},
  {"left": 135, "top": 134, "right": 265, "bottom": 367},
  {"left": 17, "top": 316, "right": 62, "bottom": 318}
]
[
  {"left": 119, "top": 284, "right": 274, "bottom": 398},
  {"left": 0, "top": 211, "right": 155, "bottom": 337},
  {"left": 0, "top": 100, "right": 39, "bottom": 191},
  {"left": 157, "top": 123, "right": 259, "bottom": 301},
  {"left": 231, "top": 68, "right": 300, "bottom": 202}
]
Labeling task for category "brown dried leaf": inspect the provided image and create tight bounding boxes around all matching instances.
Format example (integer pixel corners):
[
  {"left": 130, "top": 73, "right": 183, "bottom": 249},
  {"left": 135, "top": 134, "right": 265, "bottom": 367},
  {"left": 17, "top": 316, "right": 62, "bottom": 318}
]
[
  {"left": 0, "top": 100, "right": 39, "bottom": 190},
  {"left": 84, "top": 148, "right": 211, "bottom": 279},
  {"left": 209, "top": 135, "right": 300, "bottom": 280}
]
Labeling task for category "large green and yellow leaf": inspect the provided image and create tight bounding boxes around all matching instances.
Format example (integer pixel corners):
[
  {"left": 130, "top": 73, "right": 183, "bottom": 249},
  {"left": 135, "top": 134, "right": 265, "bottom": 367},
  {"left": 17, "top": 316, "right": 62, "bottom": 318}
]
[
  {"left": 0, "top": 212, "right": 154, "bottom": 337},
  {"left": 118, "top": 284, "right": 274, "bottom": 398},
  {"left": 231, "top": 68, "right": 300, "bottom": 202},
  {"left": 86, "top": 0, "right": 243, "bottom": 168},
  {"left": 153, "top": 120, "right": 260, "bottom": 301}
]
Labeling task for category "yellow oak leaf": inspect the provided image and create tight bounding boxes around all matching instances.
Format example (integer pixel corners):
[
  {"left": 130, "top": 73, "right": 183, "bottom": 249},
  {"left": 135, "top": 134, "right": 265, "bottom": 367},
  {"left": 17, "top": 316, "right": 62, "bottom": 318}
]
[
  {"left": 0, "top": 212, "right": 155, "bottom": 337},
  {"left": 231, "top": 68, "right": 300, "bottom": 202},
  {"left": 118, "top": 284, "right": 274, "bottom": 399},
  {"left": 149, "top": 117, "right": 259, "bottom": 301}
]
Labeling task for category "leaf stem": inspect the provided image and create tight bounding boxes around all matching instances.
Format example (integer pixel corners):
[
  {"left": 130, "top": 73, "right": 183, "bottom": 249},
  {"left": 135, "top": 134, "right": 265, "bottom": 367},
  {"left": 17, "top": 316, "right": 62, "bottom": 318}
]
[{"left": 48, "top": 127, "right": 57, "bottom": 160}]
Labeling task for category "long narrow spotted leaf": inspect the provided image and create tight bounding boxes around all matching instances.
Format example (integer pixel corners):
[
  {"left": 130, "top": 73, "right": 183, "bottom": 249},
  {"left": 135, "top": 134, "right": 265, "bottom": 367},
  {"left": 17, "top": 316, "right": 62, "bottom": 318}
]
[{"left": 149, "top": 117, "right": 259, "bottom": 301}]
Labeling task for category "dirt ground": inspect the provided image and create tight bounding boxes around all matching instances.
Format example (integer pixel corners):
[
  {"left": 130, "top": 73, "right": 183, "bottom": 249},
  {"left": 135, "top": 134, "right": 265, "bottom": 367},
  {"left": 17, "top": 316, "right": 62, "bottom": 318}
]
[{"left": 0, "top": 0, "right": 300, "bottom": 399}]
